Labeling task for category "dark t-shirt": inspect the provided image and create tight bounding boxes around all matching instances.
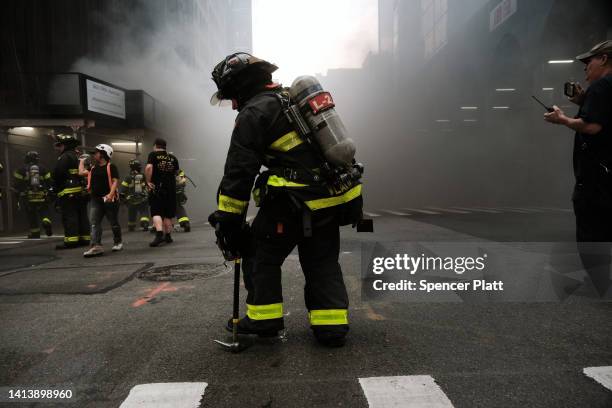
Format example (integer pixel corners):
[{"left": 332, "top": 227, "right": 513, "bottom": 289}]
[
  {"left": 573, "top": 74, "right": 612, "bottom": 184},
  {"left": 147, "top": 151, "right": 179, "bottom": 192},
  {"left": 90, "top": 163, "right": 119, "bottom": 197}
]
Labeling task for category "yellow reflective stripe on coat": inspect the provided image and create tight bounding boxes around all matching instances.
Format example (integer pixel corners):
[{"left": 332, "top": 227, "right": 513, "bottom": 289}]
[
  {"left": 246, "top": 303, "right": 283, "bottom": 320},
  {"left": 305, "top": 184, "right": 362, "bottom": 210},
  {"left": 44, "top": 172, "right": 52, "bottom": 180},
  {"left": 309, "top": 309, "right": 349, "bottom": 325},
  {"left": 267, "top": 175, "right": 308, "bottom": 188},
  {"left": 269, "top": 131, "right": 304, "bottom": 152},
  {"left": 13, "top": 171, "right": 24, "bottom": 179},
  {"left": 178, "top": 216, "right": 189, "bottom": 223},
  {"left": 68, "top": 168, "right": 79, "bottom": 174},
  {"left": 218, "top": 194, "right": 248, "bottom": 214},
  {"left": 64, "top": 236, "right": 79, "bottom": 243},
  {"left": 57, "top": 186, "right": 83, "bottom": 197},
  {"left": 121, "top": 181, "right": 129, "bottom": 187}
]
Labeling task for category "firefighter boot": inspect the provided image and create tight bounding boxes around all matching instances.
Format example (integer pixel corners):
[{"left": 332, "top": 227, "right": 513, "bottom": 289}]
[{"left": 225, "top": 315, "right": 283, "bottom": 338}]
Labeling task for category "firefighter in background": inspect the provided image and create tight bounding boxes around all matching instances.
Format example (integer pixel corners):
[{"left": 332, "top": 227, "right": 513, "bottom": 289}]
[
  {"left": 175, "top": 169, "right": 191, "bottom": 232},
  {"left": 12, "top": 151, "right": 53, "bottom": 238},
  {"left": 208, "top": 53, "right": 364, "bottom": 347},
  {"left": 120, "top": 159, "right": 150, "bottom": 231},
  {"left": 53, "top": 134, "right": 90, "bottom": 249}
]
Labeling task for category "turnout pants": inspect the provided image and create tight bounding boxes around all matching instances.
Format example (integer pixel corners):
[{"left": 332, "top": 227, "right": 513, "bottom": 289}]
[
  {"left": 243, "top": 194, "right": 349, "bottom": 336},
  {"left": 176, "top": 203, "right": 189, "bottom": 225},
  {"left": 127, "top": 202, "right": 150, "bottom": 230},
  {"left": 24, "top": 201, "right": 52, "bottom": 236},
  {"left": 60, "top": 195, "right": 90, "bottom": 246}
]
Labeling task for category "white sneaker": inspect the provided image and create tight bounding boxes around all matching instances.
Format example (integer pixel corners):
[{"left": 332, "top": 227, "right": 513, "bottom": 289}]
[
  {"left": 84, "top": 245, "right": 104, "bottom": 257},
  {"left": 112, "top": 242, "right": 123, "bottom": 252}
]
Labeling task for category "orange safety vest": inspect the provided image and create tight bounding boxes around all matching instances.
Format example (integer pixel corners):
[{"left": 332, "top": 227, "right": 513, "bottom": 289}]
[{"left": 87, "top": 162, "right": 118, "bottom": 201}]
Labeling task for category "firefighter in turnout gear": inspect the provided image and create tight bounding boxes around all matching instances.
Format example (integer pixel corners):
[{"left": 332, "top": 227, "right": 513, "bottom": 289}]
[
  {"left": 120, "top": 159, "right": 150, "bottom": 231},
  {"left": 175, "top": 169, "right": 191, "bottom": 232},
  {"left": 53, "top": 134, "right": 90, "bottom": 249},
  {"left": 12, "top": 151, "right": 53, "bottom": 238},
  {"left": 208, "top": 53, "right": 364, "bottom": 347}
]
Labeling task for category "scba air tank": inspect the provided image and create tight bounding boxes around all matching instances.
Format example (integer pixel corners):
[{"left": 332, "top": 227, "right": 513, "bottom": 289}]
[{"left": 289, "top": 76, "right": 356, "bottom": 167}]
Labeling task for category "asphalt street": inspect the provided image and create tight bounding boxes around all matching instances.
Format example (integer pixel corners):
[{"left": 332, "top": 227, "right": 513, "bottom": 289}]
[{"left": 1, "top": 207, "right": 611, "bottom": 407}]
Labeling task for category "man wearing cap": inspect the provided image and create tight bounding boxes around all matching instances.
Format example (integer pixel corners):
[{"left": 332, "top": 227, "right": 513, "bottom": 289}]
[{"left": 544, "top": 40, "right": 612, "bottom": 295}]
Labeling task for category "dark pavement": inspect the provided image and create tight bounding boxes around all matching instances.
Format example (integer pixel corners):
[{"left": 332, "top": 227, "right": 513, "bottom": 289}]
[{"left": 0, "top": 207, "right": 611, "bottom": 407}]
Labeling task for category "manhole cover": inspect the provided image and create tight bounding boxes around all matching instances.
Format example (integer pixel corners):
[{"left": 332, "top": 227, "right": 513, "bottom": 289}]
[{"left": 139, "top": 263, "right": 227, "bottom": 281}]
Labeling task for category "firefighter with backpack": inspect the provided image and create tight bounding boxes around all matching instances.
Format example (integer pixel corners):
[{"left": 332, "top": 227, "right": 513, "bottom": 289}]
[
  {"left": 120, "top": 159, "right": 150, "bottom": 232},
  {"left": 208, "top": 53, "right": 366, "bottom": 347},
  {"left": 13, "top": 151, "right": 54, "bottom": 238}
]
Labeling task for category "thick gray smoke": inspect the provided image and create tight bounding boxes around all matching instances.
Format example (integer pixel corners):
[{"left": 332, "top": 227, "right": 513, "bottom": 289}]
[
  {"left": 71, "top": 1, "right": 237, "bottom": 220},
  {"left": 70, "top": 0, "right": 610, "bottom": 218}
]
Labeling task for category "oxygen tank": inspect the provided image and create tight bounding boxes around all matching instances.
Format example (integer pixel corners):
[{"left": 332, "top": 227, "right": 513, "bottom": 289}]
[
  {"left": 289, "top": 76, "right": 355, "bottom": 167},
  {"left": 29, "top": 165, "right": 40, "bottom": 189},
  {"left": 134, "top": 174, "right": 144, "bottom": 194}
]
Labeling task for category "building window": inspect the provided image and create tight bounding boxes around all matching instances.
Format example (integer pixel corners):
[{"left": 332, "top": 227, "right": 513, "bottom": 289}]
[{"left": 421, "top": 0, "right": 448, "bottom": 59}]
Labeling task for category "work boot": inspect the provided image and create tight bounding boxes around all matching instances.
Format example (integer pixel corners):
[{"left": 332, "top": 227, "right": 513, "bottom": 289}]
[
  {"left": 56, "top": 242, "right": 79, "bottom": 250},
  {"left": 181, "top": 221, "right": 191, "bottom": 232},
  {"left": 312, "top": 326, "right": 348, "bottom": 348},
  {"left": 43, "top": 222, "right": 53, "bottom": 237},
  {"left": 141, "top": 221, "right": 149, "bottom": 232},
  {"left": 225, "top": 316, "right": 283, "bottom": 338},
  {"left": 149, "top": 232, "right": 165, "bottom": 247},
  {"left": 83, "top": 245, "right": 104, "bottom": 258},
  {"left": 165, "top": 233, "right": 173, "bottom": 243}
]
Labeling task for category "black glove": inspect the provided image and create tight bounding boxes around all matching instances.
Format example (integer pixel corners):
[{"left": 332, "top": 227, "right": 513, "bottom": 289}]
[{"left": 208, "top": 211, "right": 251, "bottom": 260}]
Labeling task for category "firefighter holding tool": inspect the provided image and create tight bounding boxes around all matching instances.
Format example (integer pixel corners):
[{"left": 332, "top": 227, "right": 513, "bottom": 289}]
[{"left": 208, "top": 53, "right": 368, "bottom": 347}]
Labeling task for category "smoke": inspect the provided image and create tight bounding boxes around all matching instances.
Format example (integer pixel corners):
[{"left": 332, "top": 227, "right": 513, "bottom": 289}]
[{"left": 71, "top": 0, "right": 236, "bottom": 219}]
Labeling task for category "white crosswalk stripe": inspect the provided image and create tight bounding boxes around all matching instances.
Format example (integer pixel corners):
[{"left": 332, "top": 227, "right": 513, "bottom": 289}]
[
  {"left": 0, "top": 241, "right": 23, "bottom": 245},
  {"left": 584, "top": 366, "right": 612, "bottom": 391},
  {"left": 381, "top": 209, "right": 411, "bottom": 216},
  {"left": 402, "top": 208, "right": 441, "bottom": 215},
  {"left": 363, "top": 211, "right": 382, "bottom": 217},
  {"left": 359, "top": 375, "right": 454, "bottom": 407},
  {"left": 426, "top": 207, "right": 470, "bottom": 214},
  {"left": 119, "top": 382, "right": 207, "bottom": 408}
]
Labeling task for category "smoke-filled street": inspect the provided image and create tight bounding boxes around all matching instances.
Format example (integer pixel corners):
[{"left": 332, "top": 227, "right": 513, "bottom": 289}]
[{"left": 2, "top": 0, "right": 612, "bottom": 407}]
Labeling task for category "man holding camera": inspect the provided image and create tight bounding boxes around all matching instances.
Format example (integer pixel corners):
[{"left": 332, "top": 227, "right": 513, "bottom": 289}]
[{"left": 544, "top": 40, "right": 612, "bottom": 295}]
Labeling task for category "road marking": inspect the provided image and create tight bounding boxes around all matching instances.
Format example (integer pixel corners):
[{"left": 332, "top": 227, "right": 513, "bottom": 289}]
[
  {"left": 534, "top": 207, "right": 573, "bottom": 213},
  {"left": 131, "top": 282, "right": 177, "bottom": 308},
  {"left": 381, "top": 209, "right": 411, "bottom": 216},
  {"left": 502, "top": 207, "right": 543, "bottom": 213},
  {"left": 584, "top": 366, "right": 612, "bottom": 391},
  {"left": 363, "top": 211, "right": 381, "bottom": 217},
  {"left": 452, "top": 207, "right": 500, "bottom": 214},
  {"left": 359, "top": 376, "right": 454, "bottom": 407},
  {"left": 426, "top": 207, "right": 470, "bottom": 214},
  {"left": 120, "top": 382, "right": 207, "bottom": 408},
  {"left": 365, "top": 304, "right": 386, "bottom": 321},
  {"left": 402, "top": 208, "right": 440, "bottom": 215},
  {"left": 0, "top": 241, "right": 22, "bottom": 245}
]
